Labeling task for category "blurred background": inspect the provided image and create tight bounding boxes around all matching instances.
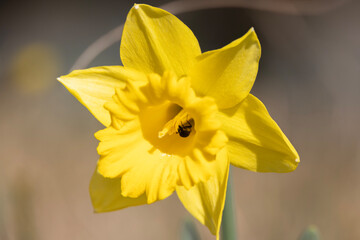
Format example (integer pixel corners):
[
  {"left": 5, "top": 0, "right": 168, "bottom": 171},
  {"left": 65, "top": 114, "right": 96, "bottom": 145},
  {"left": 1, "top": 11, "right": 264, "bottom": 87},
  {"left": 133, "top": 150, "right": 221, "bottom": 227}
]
[{"left": 0, "top": 0, "right": 359, "bottom": 239}]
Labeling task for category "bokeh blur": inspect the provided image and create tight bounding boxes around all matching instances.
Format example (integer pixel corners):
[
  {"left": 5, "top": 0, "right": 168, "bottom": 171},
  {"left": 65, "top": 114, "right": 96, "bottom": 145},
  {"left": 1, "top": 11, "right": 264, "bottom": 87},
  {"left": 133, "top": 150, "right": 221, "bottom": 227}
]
[{"left": 1, "top": 0, "right": 359, "bottom": 239}]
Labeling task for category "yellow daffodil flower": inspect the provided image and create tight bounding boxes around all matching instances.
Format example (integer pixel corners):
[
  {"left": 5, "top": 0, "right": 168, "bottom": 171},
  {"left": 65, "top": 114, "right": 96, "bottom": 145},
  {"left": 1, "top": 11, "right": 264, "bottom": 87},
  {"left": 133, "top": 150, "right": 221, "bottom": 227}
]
[{"left": 58, "top": 4, "right": 299, "bottom": 239}]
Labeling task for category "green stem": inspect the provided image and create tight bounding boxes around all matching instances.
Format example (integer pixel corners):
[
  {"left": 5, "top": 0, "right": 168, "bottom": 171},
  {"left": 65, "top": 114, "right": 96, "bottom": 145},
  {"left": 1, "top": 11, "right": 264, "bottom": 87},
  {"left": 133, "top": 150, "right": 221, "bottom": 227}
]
[
  {"left": 221, "top": 167, "right": 237, "bottom": 240},
  {"left": 181, "top": 219, "right": 200, "bottom": 240}
]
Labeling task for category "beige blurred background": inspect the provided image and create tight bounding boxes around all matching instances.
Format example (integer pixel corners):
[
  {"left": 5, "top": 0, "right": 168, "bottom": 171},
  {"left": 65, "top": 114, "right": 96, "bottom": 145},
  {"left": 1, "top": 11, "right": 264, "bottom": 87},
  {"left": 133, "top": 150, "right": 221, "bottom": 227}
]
[{"left": 1, "top": 0, "right": 359, "bottom": 239}]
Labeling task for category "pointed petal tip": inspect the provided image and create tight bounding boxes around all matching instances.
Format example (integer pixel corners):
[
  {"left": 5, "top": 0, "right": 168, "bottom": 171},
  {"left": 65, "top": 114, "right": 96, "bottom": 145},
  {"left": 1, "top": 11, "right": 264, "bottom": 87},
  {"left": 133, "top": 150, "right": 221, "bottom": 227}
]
[
  {"left": 57, "top": 76, "right": 66, "bottom": 84},
  {"left": 247, "top": 27, "right": 259, "bottom": 39},
  {"left": 133, "top": 3, "right": 139, "bottom": 9},
  {"left": 249, "top": 27, "right": 259, "bottom": 38},
  {"left": 246, "top": 27, "right": 259, "bottom": 39}
]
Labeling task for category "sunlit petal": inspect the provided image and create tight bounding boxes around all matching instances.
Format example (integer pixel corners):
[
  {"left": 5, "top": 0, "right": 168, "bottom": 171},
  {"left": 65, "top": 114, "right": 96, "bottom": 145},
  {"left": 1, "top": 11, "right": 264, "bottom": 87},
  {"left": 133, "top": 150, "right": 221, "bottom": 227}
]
[
  {"left": 90, "top": 168, "right": 147, "bottom": 212},
  {"left": 177, "top": 148, "right": 229, "bottom": 238},
  {"left": 58, "top": 66, "right": 146, "bottom": 126},
  {"left": 218, "top": 94, "right": 299, "bottom": 172},
  {"left": 121, "top": 4, "right": 201, "bottom": 77},
  {"left": 190, "top": 28, "right": 261, "bottom": 109}
]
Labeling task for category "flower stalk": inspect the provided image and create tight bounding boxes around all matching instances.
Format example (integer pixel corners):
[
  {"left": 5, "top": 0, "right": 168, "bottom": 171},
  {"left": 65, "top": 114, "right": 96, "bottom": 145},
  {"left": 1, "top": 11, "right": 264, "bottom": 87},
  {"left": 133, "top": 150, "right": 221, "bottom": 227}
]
[{"left": 221, "top": 168, "right": 237, "bottom": 240}]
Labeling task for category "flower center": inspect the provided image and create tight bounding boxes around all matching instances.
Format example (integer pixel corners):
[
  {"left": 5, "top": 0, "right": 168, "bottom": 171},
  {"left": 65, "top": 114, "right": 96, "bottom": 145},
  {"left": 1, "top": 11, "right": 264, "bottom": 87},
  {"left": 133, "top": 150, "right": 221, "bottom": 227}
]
[
  {"left": 97, "top": 71, "right": 228, "bottom": 191},
  {"left": 102, "top": 71, "right": 227, "bottom": 160},
  {"left": 138, "top": 102, "right": 196, "bottom": 157},
  {"left": 158, "top": 109, "right": 195, "bottom": 138}
]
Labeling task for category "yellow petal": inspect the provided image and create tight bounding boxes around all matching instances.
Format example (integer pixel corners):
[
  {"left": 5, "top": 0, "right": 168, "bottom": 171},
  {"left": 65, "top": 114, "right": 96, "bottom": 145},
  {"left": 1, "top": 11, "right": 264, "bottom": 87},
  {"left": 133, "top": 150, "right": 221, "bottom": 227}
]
[
  {"left": 95, "top": 125, "right": 181, "bottom": 204},
  {"left": 58, "top": 66, "right": 146, "bottom": 126},
  {"left": 89, "top": 168, "right": 147, "bottom": 212},
  {"left": 176, "top": 148, "right": 229, "bottom": 238},
  {"left": 190, "top": 28, "right": 261, "bottom": 109},
  {"left": 218, "top": 94, "right": 299, "bottom": 172},
  {"left": 120, "top": 4, "right": 201, "bottom": 77}
]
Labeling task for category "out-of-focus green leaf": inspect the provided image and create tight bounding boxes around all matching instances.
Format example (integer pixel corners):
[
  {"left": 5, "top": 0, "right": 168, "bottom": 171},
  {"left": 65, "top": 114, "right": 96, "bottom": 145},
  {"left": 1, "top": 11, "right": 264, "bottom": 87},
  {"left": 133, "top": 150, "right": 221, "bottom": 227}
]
[
  {"left": 299, "top": 225, "right": 321, "bottom": 240},
  {"left": 181, "top": 219, "right": 200, "bottom": 240}
]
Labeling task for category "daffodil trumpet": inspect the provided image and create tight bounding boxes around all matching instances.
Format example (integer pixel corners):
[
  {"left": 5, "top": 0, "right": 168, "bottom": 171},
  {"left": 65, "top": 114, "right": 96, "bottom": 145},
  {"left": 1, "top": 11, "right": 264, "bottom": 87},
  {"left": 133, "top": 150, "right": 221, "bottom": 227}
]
[{"left": 58, "top": 4, "right": 299, "bottom": 239}]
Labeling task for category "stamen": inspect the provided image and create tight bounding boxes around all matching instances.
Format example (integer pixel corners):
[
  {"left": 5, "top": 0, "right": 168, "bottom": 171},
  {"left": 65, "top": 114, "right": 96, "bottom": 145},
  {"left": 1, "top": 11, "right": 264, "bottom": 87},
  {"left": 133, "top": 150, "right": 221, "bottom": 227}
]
[{"left": 158, "top": 109, "right": 193, "bottom": 138}]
